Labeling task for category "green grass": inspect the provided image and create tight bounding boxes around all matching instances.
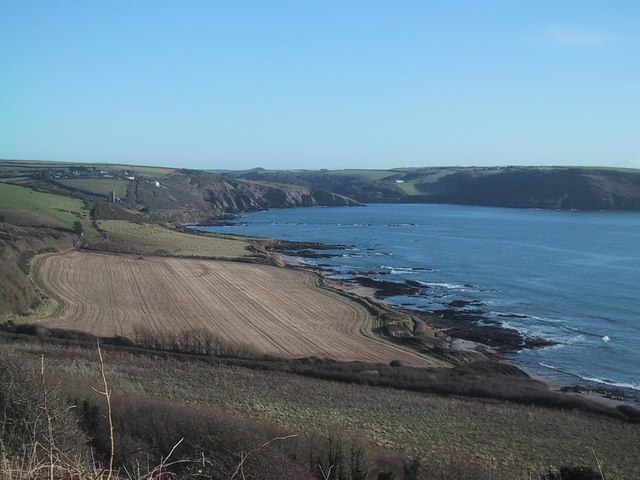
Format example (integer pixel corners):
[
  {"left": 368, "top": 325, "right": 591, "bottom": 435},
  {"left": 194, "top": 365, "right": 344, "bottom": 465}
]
[
  {"left": 395, "top": 169, "right": 458, "bottom": 195},
  {"left": 0, "top": 183, "right": 99, "bottom": 240},
  {"left": 56, "top": 178, "right": 130, "bottom": 197},
  {"left": 101, "top": 163, "right": 176, "bottom": 177},
  {"left": 0, "top": 176, "right": 31, "bottom": 183},
  {"left": 0, "top": 159, "right": 176, "bottom": 177},
  {"left": 330, "top": 169, "right": 397, "bottom": 180},
  {"left": 97, "top": 220, "right": 252, "bottom": 257}
]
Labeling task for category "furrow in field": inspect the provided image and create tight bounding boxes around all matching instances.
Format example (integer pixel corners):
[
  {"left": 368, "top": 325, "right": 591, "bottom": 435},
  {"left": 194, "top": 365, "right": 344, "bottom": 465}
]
[{"left": 37, "top": 251, "right": 433, "bottom": 366}]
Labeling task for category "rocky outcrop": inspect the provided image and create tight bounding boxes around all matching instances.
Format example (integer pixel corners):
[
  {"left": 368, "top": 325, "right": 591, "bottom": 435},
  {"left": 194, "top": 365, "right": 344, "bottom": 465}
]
[
  {"left": 416, "top": 168, "right": 640, "bottom": 210},
  {"left": 232, "top": 166, "right": 640, "bottom": 211},
  {"left": 132, "top": 170, "right": 359, "bottom": 223}
]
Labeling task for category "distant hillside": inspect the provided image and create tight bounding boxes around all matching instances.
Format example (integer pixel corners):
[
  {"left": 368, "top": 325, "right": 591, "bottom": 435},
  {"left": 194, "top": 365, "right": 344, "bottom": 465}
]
[
  {"left": 0, "top": 161, "right": 359, "bottom": 315},
  {"left": 229, "top": 166, "right": 640, "bottom": 210},
  {"left": 130, "top": 169, "right": 358, "bottom": 223},
  {"left": 0, "top": 160, "right": 359, "bottom": 225}
]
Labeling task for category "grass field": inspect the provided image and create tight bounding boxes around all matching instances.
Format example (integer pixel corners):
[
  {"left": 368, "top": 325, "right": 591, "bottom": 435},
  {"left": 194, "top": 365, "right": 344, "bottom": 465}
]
[
  {"left": 4, "top": 340, "right": 637, "bottom": 479},
  {"left": 331, "top": 169, "right": 397, "bottom": 180},
  {"left": 56, "top": 178, "right": 130, "bottom": 197},
  {"left": 0, "top": 159, "right": 176, "bottom": 177},
  {"left": 395, "top": 169, "right": 458, "bottom": 196},
  {"left": 0, "top": 183, "right": 99, "bottom": 240},
  {"left": 97, "top": 220, "right": 252, "bottom": 257},
  {"left": 36, "top": 251, "right": 432, "bottom": 365}
]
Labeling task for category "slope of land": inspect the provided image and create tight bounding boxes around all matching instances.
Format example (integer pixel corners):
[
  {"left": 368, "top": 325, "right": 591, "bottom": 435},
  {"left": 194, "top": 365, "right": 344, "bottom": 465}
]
[
  {"left": 230, "top": 166, "right": 640, "bottom": 210},
  {"left": 1, "top": 160, "right": 360, "bottom": 225},
  {"left": 1, "top": 159, "right": 639, "bottom": 479},
  {"left": 0, "top": 182, "right": 98, "bottom": 239},
  {"left": 36, "top": 251, "right": 433, "bottom": 366},
  {"left": 0, "top": 223, "right": 75, "bottom": 316},
  {"left": 93, "top": 220, "right": 253, "bottom": 257},
  {"left": 4, "top": 340, "right": 637, "bottom": 480}
]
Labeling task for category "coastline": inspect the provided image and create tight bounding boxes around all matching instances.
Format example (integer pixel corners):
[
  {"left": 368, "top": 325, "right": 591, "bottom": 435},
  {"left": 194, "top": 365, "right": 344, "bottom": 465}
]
[{"left": 263, "top": 239, "right": 638, "bottom": 409}]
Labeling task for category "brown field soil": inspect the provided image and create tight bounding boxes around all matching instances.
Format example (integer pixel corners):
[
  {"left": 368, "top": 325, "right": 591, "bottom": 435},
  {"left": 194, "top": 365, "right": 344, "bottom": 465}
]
[{"left": 36, "top": 251, "right": 432, "bottom": 365}]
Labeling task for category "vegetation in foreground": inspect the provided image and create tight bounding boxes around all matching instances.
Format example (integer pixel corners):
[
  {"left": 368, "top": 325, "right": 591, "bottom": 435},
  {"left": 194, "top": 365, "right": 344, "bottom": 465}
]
[{"left": 1, "top": 338, "right": 634, "bottom": 479}]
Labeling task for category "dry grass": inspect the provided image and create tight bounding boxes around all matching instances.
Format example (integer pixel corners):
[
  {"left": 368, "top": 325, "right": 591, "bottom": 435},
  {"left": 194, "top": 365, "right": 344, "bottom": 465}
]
[
  {"left": 97, "top": 220, "right": 252, "bottom": 257},
  {"left": 4, "top": 341, "right": 637, "bottom": 480},
  {"left": 35, "top": 251, "right": 432, "bottom": 365}
]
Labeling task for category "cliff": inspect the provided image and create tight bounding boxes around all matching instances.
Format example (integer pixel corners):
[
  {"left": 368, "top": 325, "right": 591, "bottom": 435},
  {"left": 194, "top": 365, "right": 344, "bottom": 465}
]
[
  {"left": 131, "top": 170, "right": 359, "bottom": 223},
  {"left": 230, "top": 166, "right": 640, "bottom": 211}
]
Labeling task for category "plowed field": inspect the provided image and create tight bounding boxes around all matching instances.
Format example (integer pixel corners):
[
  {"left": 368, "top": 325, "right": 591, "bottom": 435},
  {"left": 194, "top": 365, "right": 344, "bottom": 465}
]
[{"left": 37, "top": 251, "right": 432, "bottom": 365}]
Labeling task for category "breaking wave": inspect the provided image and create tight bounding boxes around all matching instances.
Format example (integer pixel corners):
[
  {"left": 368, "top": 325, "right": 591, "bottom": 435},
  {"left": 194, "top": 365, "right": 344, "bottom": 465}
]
[{"left": 538, "top": 362, "right": 640, "bottom": 391}]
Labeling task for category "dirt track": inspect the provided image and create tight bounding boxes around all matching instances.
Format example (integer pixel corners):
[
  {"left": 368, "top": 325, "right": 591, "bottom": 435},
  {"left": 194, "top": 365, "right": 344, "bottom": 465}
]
[{"left": 37, "top": 251, "right": 432, "bottom": 365}]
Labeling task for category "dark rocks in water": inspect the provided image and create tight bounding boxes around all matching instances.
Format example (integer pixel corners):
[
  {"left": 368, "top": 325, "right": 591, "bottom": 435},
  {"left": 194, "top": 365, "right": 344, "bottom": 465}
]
[
  {"left": 271, "top": 240, "right": 350, "bottom": 252},
  {"left": 447, "top": 299, "right": 484, "bottom": 308},
  {"left": 497, "top": 312, "right": 529, "bottom": 319},
  {"left": 522, "top": 336, "right": 556, "bottom": 348},
  {"left": 267, "top": 240, "right": 354, "bottom": 259},
  {"left": 352, "top": 277, "right": 421, "bottom": 298},
  {"left": 560, "top": 385, "right": 630, "bottom": 403},
  {"left": 361, "top": 270, "right": 385, "bottom": 276},
  {"left": 447, "top": 325, "right": 524, "bottom": 350},
  {"left": 432, "top": 308, "right": 487, "bottom": 322},
  {"left": 291, "top": 249, "right": 338, "bottom": 258}
]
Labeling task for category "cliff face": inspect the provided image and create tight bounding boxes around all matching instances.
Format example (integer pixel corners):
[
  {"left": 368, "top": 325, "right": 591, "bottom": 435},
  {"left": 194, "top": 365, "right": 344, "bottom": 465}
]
[
  {"left": 413, "top": 168, "right": 640, "bottom": 210},
  {"left": 232, "top": 167, "right": 640, "bottom": 211},
  {"left": 132, "top": 171, "right": 359, "bottom": 223}
]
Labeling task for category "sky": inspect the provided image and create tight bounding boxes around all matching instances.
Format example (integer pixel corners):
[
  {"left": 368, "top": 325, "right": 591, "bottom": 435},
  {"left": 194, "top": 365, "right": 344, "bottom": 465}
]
[{"left": 1, "top": 1, "right": 639, "bottom": 171}]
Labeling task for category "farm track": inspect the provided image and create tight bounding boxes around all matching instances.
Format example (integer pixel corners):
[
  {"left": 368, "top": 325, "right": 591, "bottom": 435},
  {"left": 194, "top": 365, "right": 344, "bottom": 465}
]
[{"left": 37, "top": 251, "right": 432, "bottom": 365}]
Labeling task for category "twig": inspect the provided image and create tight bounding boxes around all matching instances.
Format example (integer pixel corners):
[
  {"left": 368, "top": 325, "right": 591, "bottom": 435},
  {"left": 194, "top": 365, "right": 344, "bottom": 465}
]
[
  {"left": 592, "top": 448, "right": 606, "bottom": 480},
  {"left": 40, "top": 355, "right": 55, "bottom": 480},
  {"left": 230, "top": 434, "right": 299, "bottom": 479},
  {"left": 143, "top": 437, "right": 184, "bottom": 479},
  {"left": 92, "top": 339, "right": 115, "bottom": 480},
  {"left": 319, "top": 463, "right": 334, "bottom": 480}
]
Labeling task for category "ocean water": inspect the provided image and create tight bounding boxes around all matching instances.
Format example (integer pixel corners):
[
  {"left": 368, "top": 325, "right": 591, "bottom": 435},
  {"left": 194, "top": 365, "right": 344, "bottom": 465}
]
[{"left": 197, "top": 204, "right": 640, "bottom": 395}]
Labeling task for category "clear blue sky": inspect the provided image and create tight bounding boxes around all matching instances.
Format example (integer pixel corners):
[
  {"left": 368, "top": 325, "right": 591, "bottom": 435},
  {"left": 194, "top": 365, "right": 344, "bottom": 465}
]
[{"left": 1, "top": 1, "right": 639, "bottom": 170}]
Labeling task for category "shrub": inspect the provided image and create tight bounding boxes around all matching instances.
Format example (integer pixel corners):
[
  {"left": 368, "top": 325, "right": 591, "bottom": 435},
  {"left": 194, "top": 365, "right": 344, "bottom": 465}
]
[
  {"left": 0, "top": 351, "right": 90, "bottom": 472},
  {"left": 540, "top": 465, "right": 603, "bottom": 480},
  {"left": 76, "top": 392, "right": 312, "bottom": 479}
]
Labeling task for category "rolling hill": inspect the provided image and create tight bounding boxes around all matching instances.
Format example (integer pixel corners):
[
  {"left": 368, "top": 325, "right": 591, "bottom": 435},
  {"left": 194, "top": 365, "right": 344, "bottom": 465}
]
[{"left": 229, "top": 166, "right": 640, "bottom": 210}]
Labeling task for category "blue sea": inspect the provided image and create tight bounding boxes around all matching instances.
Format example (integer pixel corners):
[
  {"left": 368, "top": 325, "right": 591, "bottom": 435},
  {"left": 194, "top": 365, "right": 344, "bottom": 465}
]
[{"left": 197, "top": 204, "right": 640, "bottom": 396}]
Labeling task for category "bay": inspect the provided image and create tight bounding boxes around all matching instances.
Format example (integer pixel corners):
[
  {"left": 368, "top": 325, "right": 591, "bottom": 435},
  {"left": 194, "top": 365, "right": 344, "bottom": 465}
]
[{"left": 197, "top": 204, "right": 640, "bottom": 396}]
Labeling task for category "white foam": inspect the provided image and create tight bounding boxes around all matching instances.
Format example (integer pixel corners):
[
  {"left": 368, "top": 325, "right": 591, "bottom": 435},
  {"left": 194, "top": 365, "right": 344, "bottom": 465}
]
[
  {"left": 380, "top": 265, "right": 420, "bottom": 275},
  {"left": 538, "top": 363, "right": 640, "bottom": 391},
  {"left": 417, "top": 281, "right": 467, "bottom": 290},
  {"left": 579, "top": 376, "right": 640, "bottom": 391}
]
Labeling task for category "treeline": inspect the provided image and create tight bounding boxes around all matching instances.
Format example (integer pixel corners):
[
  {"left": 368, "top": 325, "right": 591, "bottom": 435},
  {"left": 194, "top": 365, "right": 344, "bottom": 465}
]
[{"left": 130, "top": 325, "right": 261, "bottom": 358}]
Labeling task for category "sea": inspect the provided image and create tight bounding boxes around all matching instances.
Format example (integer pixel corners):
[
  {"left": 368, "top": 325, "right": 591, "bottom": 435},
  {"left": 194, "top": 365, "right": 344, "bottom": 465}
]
[{"left": 196, "top": 203, "right": 640, "bottom": 398}]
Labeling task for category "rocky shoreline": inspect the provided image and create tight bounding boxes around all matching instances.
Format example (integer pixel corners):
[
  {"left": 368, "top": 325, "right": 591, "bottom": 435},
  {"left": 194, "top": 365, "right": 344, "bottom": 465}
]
[
  {"left": 268, "top": 239, "right": 553, "bottom": 353},
  {"left": 266, "top": 238, "right": 639, "bottom": 406}
]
